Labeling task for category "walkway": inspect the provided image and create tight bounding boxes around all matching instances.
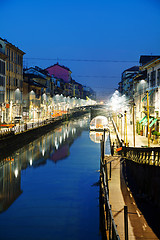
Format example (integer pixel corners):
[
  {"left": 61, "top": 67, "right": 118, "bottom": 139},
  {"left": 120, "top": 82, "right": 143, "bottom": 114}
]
[
  {"left": 105, "top": 121, "right": 158, "bottom": 240},
  {"left": 120, "top": 123, "right": 159, "bottom": 147}
]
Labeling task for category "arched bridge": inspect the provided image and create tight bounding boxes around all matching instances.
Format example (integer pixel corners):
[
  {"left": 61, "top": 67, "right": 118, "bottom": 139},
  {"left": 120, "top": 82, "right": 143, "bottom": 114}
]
[{"left": 90, "top": 105, "right": 109, "bottom": 121}]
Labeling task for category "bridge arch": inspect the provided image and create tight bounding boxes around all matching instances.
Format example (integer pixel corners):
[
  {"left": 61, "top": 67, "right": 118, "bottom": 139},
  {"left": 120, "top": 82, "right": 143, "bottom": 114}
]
[
  {"left": 90, "top": 115, "right": 109, "bottom": 130},
  {"left": 90, "top": 107, "right": 109, "bottom": 121}
]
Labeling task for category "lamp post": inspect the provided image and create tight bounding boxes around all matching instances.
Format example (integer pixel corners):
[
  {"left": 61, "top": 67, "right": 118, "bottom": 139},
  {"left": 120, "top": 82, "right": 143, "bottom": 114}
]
[
  {"left": 15, "top": 88, "right": 21, "bottom": 117},
  {"left": 132, "top": 102, "right": 135, "bottom": 147},
  {"left": 124, "top": 111, "right": 128, "bottom": 146},
  {"left": 30, "top": 90, "right": 35, "bottom": 121},
  {"left": 146, "top": 90, "right": 150, "bottom": 147}
]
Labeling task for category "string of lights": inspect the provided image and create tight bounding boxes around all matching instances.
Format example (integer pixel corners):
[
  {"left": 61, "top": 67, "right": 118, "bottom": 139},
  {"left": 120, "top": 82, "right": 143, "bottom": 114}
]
[
  {"left": 72, "top": 75, "right": 119, "bottom": 78},
  {"left": 24, "top": 57, "right": 138, "bottom": 63}
]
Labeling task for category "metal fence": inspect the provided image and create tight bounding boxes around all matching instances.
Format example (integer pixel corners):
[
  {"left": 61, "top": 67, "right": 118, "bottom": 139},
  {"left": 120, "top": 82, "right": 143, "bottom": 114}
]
[
  {"left": 100, "top": 138, "right": 120, "bottom": 240},
  {"left": 121, "top": 146, "right": 160, "bottom": 166},
  {"left": 0, "top": 117, "right": 61, "bottom": 138},
  {"left": 100, "top": 168, "right": 120, "bottom": 240}
]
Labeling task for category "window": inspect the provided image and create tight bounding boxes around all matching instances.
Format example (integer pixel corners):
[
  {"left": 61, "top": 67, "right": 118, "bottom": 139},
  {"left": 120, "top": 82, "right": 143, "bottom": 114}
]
[
  {"left": 0, "top": 60, "right": 5, "bottom": 74},
  {"left": 157, "top": 69, "right": 160, "bottom": 86},
  {"left": 147, "top": 74, "right": 150, "bottom": 86},
  {"left": 11, "top": 51, "right": 13, "bottom": 61},
  {"left": 9, "top": 49, "right": 10, "bottom": 60},
  {"left": 0, "top": 92, "right": 4, "bottom": 103},
  {"left": 151, "top": 71, "right": 156, "bottom": 87},
  {"left": 14, "top": 53, "right": 17, "bottom": 63},
  {"left": 0, "top": 76, "right": 5, "bottom": 87}
]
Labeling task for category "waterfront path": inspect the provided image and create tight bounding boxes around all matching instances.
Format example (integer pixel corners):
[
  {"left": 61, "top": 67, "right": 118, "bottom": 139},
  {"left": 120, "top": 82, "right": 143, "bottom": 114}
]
[
  {"left": 106, "top": 121, "right": 158, "bottom": 239},
  {"left": 118, "top": 122, "right": 159, "bottom": 147}
]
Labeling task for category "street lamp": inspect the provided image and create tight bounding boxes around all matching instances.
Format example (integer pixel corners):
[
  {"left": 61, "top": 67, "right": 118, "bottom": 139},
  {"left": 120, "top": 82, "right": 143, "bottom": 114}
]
[
  {"left": 132, "top": 102, "right": 136, "bottom": 147},
  {"left": 146, "top": 90, "right": 150, "bottom": 147},
  {"left": 124, "top": 110, "right": 128, "bottom": 146},
  {"left": 29, "top": 90, "right": 36, "bottom": 121},
  {"left": 15, "top": 88, "right": 21, "bottom": 117},
  {"left": 140, "top": 80, "right": 146, "bottom": 94}
]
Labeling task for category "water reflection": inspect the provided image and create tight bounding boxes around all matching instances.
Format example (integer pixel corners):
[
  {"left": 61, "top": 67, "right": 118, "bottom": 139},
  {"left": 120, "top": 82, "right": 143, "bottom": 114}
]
[
  {"left": 89, "top": 130, "right": 111, "bottom": 156},
  {"left": 90, "top": 131, "right": 107, "bottom": 143},
  {"left": 0, "top": 116, "right": 89, "bottom": 213},
  {"left": 0, "top": 159, "right": 22, "bottom": 212}
]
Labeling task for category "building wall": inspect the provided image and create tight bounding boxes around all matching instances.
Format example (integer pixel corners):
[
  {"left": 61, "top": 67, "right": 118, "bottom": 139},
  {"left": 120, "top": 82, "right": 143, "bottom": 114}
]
[
  {"left": 0, "top": 40, "right": 7, "bottom": 104},
  {"left": 5, "top": 43, "right": 25, "bottom": 104},
  {"left": 0, "top": 57, "right": 6, "bottom": 103},
  {"left": 143, "top": 61, "right": 160, "bottom": 117},
  {"left": 46, "top": 64, "right": 71, "bottom": 83}
]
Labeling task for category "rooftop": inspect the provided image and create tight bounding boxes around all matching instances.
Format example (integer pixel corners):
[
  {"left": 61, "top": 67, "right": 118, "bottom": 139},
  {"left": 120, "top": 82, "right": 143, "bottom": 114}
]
[
  {"left": 122, "top": 66, "right": 139, "bottom": 73},
  {"left": 0, "top": 37, "right": 25, "bottom": 55},
  {"left": 46, "top": 62, "right": 72, "bottom": 72},
  {"left": 139, "top": 55, "right": 160, "bottom": 66}
]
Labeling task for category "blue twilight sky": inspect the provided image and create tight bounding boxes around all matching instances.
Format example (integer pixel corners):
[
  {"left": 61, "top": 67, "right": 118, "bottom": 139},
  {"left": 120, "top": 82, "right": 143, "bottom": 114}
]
[{"left": 1, "top": 0, "right": 160, "bottom": 100}]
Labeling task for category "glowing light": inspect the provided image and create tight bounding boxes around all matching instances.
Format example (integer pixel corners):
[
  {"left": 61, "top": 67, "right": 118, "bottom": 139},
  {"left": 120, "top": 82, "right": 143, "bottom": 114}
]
[
  {"left": 14, "top": 169, "right": 18, "bottom": 178},
  {"left": 63, "top": 132, "right": 66, "bottom": 140},
  {"left": 15, "top": 88, "right": 20, "bottom": 92},
  {"left": 42, "top": 149, "right": 45, "bottom": 156},
  {"left": 109, "top": 91, "right": 128, "bottom": 112},
  {"left": 30, "top": 159, "right": 32, "bottom": 166},
  {"left": 55, "top": 143, "right": 59, "bottom": 150},
  {"left": 140, "top": 80, "right": 146, "bottom": 84}
]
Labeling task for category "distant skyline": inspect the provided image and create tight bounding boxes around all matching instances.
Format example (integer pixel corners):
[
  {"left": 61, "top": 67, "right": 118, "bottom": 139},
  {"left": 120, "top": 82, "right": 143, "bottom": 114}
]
[{"left": 1, "top": 0, "right": 160, "bottom": 100}]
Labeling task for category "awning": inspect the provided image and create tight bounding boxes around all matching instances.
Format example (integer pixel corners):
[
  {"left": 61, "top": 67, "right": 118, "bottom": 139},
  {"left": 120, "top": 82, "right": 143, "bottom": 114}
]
[
  {"left": 139, "top": 116, "right": 147, "bottom": 124},
  {"left": 142, "top": 117, "right": 153, "bottom": 126},
  {"left": 149, "top": 118, "right": 158, "bottom": 128},
  {"left": 142, "top": 90, "right": 154, "bottom": 102},
  {"left": 142, "top": 118, "right": 148, "bottom": 125}
]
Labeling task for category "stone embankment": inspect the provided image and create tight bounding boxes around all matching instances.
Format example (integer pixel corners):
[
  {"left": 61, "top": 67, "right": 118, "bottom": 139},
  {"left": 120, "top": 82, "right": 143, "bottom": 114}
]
[{"left": 0, "top": 109, "right": 89, "bottom": 158}]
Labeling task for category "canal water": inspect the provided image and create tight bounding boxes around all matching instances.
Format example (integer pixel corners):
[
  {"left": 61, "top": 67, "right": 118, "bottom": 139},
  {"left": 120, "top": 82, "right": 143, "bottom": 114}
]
[{"left": 0, "top": 115, "right": 110, "bottom": 240}]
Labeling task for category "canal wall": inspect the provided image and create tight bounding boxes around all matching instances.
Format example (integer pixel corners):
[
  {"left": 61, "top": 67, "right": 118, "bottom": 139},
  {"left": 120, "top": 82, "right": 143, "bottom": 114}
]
[
  {"left": 124, "top": 159, "right": 160, "bottom": 209},
  {"left": 0, "top": 109, "right": 89, "bottom": 158}
]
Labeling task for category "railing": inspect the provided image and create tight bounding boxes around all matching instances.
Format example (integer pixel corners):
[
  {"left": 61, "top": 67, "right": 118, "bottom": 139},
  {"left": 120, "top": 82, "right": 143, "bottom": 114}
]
[
  {"left": 121, "top": 146, "right": 160, "bottom": 166},
  {"left": 0, "top": 117, "right": 62, "bottom": 138},
  {"left": 0, "top": 128, "right": 14, "bottom": 139},
  {"left": 0, "top": 108, "right": 89, "bottom": 138},
  {"left": 100, "top": 137, "right": 120, "bottom": 240},
  {"left": 101, "top": 168, "right": 120, "bottom": 240}
]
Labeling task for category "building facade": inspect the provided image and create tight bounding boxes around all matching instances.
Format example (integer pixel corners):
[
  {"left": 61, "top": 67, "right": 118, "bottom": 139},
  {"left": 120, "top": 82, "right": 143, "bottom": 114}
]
[
  {"left": 121, "top": 66, "right": 139, "bottom": 99},
  {"left": 0, "top": 43, "right": 7, "bottom": 122},
  {"left": 46, "top": 63, "right": 72, "bottom": 83},
  {"left": 0, "top": 37, "right": 25, "bottom": 122}
]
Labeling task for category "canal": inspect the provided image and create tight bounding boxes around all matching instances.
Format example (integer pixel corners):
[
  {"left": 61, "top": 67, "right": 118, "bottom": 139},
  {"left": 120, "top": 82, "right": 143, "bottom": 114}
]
[{"left": 0, "top": 114, "right": 110, "bottom": 240}]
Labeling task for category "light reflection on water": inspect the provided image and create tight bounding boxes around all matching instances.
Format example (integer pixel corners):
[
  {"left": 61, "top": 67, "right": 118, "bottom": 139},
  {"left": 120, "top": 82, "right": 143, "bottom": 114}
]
[{"left": 0, "top": 115, "right": 103, "bottom": 240}]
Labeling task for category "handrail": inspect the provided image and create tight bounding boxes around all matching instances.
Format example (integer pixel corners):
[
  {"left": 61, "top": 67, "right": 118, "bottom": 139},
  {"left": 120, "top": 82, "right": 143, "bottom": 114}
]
[
  {"left": 100, "top": 139, "right": 120, "bottom": 240},
  {"left": 0, "top": 117, "right": 63, "bottom": 138},
  {"left": 121, "top": 146, "right": 160, "bottom": 166},
  {"left": 103, "top": 169, "right": 120, "bottom": 239}
]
